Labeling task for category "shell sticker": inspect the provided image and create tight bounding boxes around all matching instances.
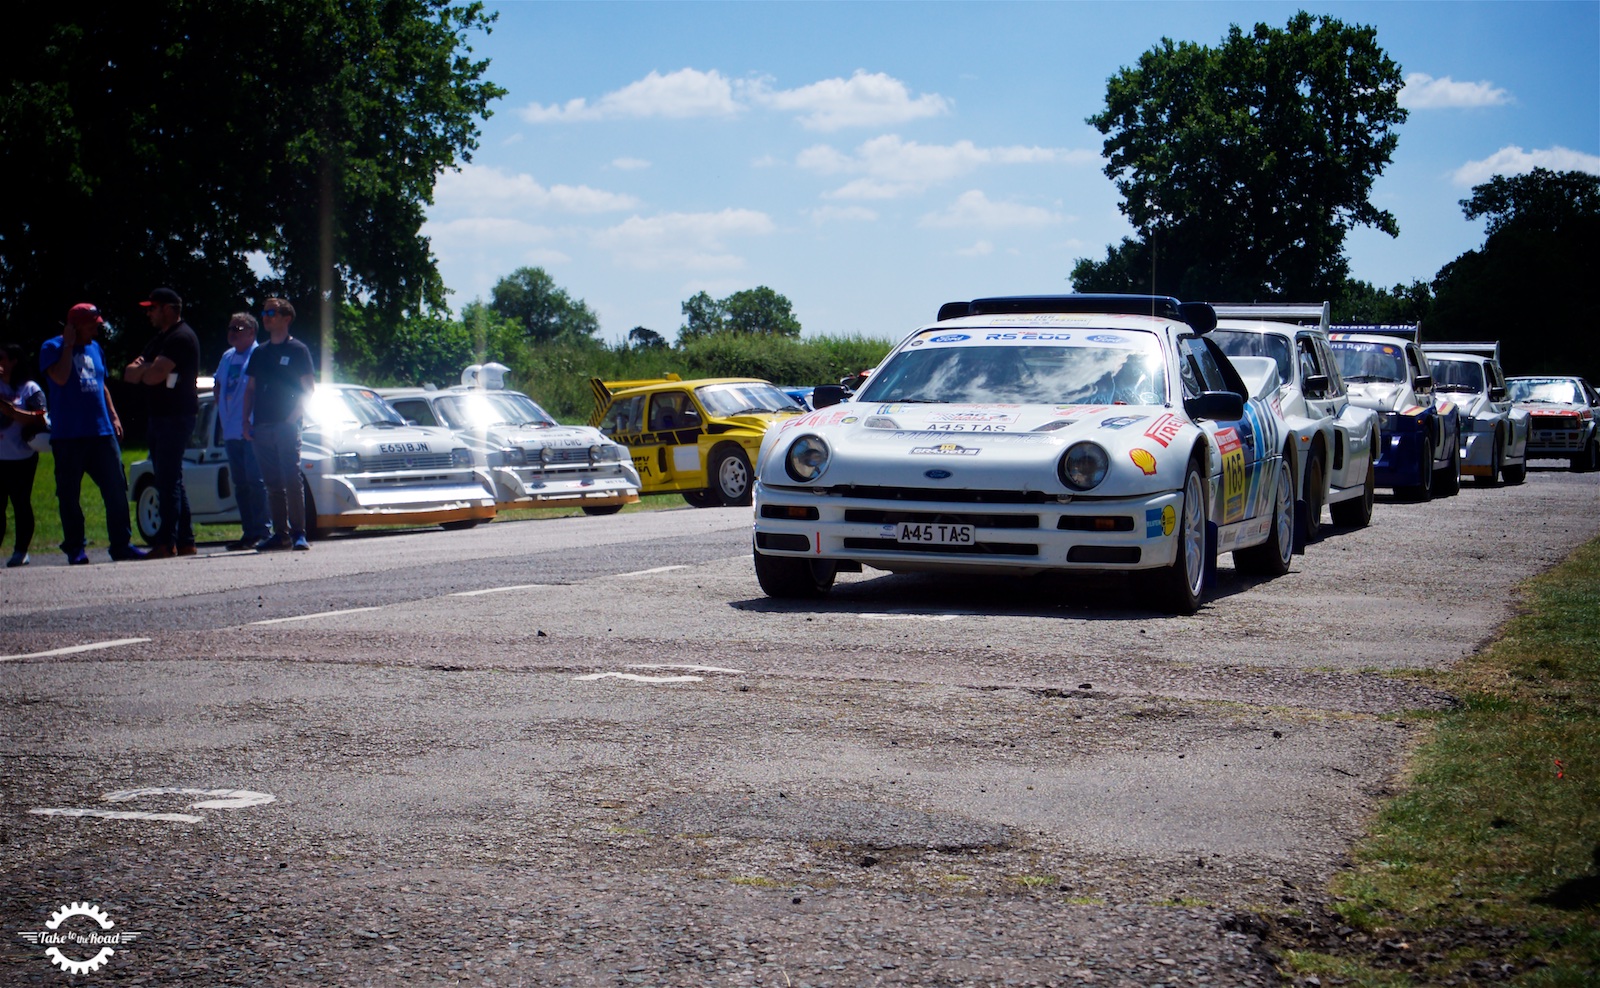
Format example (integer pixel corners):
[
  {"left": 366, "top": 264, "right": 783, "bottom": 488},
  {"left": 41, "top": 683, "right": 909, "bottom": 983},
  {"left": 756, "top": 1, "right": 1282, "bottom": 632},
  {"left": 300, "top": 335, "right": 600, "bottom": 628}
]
[{"left": 1129, "top": 448, "right": 1157, "bottom": 475}]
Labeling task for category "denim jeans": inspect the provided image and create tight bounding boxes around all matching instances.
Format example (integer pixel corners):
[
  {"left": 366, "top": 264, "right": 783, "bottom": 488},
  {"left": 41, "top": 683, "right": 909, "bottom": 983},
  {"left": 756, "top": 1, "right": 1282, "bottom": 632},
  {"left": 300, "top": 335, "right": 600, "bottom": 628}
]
[
  {"left": 253, "top": 421, "right": 306, "bottom": 539},
  {"left": 146, "top": 414, "right": 195, "bottom": 546},
  {"left": 50, "top": 435, "right": 134, "bottom": 554},
  {"left": 224, "top": 438, "right": 272, "bottom": 541}
]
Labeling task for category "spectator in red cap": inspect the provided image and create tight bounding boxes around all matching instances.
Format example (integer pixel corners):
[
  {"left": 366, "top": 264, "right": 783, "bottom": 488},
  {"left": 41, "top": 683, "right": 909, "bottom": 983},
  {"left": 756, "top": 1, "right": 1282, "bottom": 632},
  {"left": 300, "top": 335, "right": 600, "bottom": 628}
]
[
  {"left": 38, "top": 304, "right": 147, "bottom": 564},
  {"left": 125, "top": 287, "right": 201, "bottom": 557}
]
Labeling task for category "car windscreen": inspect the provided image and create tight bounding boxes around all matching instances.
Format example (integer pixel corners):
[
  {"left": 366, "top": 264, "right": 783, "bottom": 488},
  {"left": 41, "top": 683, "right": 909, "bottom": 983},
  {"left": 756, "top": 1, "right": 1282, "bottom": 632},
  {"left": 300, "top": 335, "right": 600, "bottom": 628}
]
[
  {"left": 1429, "top": 358, "right": 1484, "bottom": 394},
  {"left": 1330, "top": 340, "right": 1407, "bottom": 384},
  {"left": 695, "top": 383, "right": 801, "bottom": 416},
  {"left": 858, "top": 330, "right": 1167, "bottom": 405},
  {"left": 1508, "top": 378, "right": 1581, "bottom": 404},
  {"left": 305, "top": 388, "right": 406, "bottom": 428},
  {"left": 1210, "top": 329, "right": 1293, "bottom": 385},
  {"left": 437, "top": 392, "right": 556, "bottom": 429}
]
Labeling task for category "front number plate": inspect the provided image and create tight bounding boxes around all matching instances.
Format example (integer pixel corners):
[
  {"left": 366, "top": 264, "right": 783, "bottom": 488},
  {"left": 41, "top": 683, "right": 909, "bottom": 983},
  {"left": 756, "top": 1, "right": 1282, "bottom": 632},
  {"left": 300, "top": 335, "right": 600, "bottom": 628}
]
[{"left": 896, "top": 522, "right": 974, "bottom": 545}]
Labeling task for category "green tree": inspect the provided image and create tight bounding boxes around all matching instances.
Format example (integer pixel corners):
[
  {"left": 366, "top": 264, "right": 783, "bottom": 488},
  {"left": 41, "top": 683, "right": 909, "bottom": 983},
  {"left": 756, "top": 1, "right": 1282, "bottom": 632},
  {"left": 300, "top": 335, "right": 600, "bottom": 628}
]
[
  {"left": 488, "top": 267, "right": 601, "bottom": 345},
  {"left": 1428, "top": 169, "right": 1600, "bottom": 378},
  {"left": 1336, "top": 279, "right": 1434, "bottom": 326},
  {"left": 626, "top": 326, "right": 668, "bottom": 349},
  {"left": 0, "top": 0, "right": 504, "bottom": 362},
  {"left": 1076, "top": 11, "right": 1408, "bottom": 301},
  {"left": 679, "top": 290, "right": 725, "bottom": 343},
  {"left": 678, "top": 286, "right": 800, "bottom": 344}
]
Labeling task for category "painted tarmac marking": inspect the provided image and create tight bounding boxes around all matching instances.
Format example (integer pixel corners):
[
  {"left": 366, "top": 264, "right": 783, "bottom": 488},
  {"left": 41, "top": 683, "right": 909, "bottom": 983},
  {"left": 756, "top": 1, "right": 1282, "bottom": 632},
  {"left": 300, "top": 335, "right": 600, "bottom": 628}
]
[
  {"left": 628, "top": 663, "right": 744, "bottom": 674},
  {"left": 609, "top": 565, "right": 688, "bottom": 579},
  {"left": 1, "top": 638, "right": 151, "bottom": 662},
  {"left": 448, "top": 584, "right": 552, "bottom": 597},
  {"left": 250, "top": 607, "right": 380, "bottom": 625},
  {"left": 574, "top": 672, "right": 704, "bottom": 684},
  {"left": 857, "top": 613, "right": 963, "bottom": 622},
  {"left": 30, "top": 787, "right": 275, "bottom": 824}
]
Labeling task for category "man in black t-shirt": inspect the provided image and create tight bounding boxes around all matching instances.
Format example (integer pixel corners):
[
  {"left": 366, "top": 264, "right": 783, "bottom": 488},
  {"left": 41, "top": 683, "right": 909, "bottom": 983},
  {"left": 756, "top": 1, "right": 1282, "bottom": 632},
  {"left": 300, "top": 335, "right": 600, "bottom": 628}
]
[
  {"left": 242, "top": 297, "right": 316, "bottom": 551},
  {"left": 125, "top": 287, "right": 201, "bottom": 556}
]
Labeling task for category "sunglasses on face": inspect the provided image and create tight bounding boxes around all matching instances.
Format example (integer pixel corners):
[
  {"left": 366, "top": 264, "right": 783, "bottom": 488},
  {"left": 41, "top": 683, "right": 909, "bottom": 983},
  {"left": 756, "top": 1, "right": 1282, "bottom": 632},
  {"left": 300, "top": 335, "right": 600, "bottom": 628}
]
[{"left": 262, "top": 308, "right": 281, "bottom": 317}]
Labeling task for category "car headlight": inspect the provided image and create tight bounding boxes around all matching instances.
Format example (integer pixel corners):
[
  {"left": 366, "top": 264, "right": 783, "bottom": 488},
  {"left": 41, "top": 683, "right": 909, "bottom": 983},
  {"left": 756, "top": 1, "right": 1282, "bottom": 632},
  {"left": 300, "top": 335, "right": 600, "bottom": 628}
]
[
  {"left": 785, "top": 434, "right": 830, "bottom": 482},
  {"left": 1058, "top": 442, "right": 1108, "bottom": 491},
  {"left": 496, "top": 447, "right": 526, "bottom": 466},
  {"left": 451, "top": 448, "right": 473, "bottom": 467},
  {"left": 331, "top": 452, "right": 361, "bottom": 473}
]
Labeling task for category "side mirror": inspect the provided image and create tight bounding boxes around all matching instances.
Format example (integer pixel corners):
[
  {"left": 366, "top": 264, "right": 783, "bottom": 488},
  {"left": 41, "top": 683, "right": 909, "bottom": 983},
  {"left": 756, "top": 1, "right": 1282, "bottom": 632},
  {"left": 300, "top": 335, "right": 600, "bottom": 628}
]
[
  {"left": 811, "top": 385, "right": 848, "bottom": 409},
  {"left": 1489, "top": 386, "right": 1507, "bottom": 402},
  {"left": 1414, "top": 374, "right": 1434, "bottom": 391},
  {"left": 1303, "top": 373, "right": 1330, "bottom": 397},
  {"left": 1184, "top": 390, "right": 1245, "bottom": 422}
]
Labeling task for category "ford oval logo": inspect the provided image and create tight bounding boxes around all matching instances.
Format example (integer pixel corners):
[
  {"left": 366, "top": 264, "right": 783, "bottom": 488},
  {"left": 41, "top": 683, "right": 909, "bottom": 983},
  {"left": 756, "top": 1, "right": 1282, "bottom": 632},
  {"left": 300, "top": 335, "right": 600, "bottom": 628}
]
[
  {"left": 924, "top": 469, "right": 952, "bottom": 480},
  {"left": 929, "top": 334, "right": 969, "bottom": 343}
]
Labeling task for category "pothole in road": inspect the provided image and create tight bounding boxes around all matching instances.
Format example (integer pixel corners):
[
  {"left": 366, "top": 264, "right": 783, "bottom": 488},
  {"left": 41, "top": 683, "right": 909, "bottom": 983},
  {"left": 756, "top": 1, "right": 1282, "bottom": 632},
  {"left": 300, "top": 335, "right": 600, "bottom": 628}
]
[{"left": 631, "top": 793, "right": 1013, "bottom": 853}]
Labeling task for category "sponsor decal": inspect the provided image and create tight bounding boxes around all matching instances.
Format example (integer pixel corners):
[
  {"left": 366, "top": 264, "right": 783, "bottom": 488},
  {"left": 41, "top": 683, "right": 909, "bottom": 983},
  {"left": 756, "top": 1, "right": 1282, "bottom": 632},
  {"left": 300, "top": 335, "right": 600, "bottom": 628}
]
[
  {"left": 1143, "top": 412, "right": 1182, "bottom": 448},
  {"left": 928, "top": 410, "right": 1018, "bottom": 424},
  {"left": 1100, "top": 415, "right": 1147, "bottom": 429},
  {"left": 378, "top": 442, "right": 431, "bottom": 454},
  {"left": 982, "top": 331, "right": 1074, "bottom": 341},
  {"left": 910, "top": 443, "right": 979, "bottom": 456},
  {"left": 18, "top": 902, "right": 143, "bottom": 976},
  {"left": 929, "top": 334, "right": 970, "bottom": 343},
  {"left": 1145, "top": 505, "right": 1176, "bottom": 538},
  {"left": 1129, "top": 448, "right": 1157, "bottom": 475},
  {"left": 841, "top": 416, "right": 858, "bottom": 424},
  {"left": 1086, "top": 334, "right": 1126, "bottom": 344},
  {"left": 1217, "top": 427, "right": 1247, "bottom": 523},
  {"left": 924, "top": 469, "right": 952, "bottom": 479}
]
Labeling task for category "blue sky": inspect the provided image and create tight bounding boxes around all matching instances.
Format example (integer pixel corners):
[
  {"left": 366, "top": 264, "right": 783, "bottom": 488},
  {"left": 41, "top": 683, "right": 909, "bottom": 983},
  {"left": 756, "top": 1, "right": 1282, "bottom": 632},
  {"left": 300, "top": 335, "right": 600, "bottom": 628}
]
[{"left": 422, "top": 1, "right": 1600, "bottom": 345}]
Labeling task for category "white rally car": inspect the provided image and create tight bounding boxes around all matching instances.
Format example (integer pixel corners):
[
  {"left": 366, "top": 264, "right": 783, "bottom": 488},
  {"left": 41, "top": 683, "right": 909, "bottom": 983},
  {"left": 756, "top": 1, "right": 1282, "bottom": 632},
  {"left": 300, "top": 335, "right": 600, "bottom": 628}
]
[
  {"left": 751, "top": 295, "right": 1298, "bottom": 615},
  {"left": 381, "top": 365, "right": 640, "bottom": 515},
  {"left": 1422, "top": 343, "right": 1529, "bottom": 485},
  {"left": 1506, "top": 375, "right": 1600, "bottom": 471},
  {"left": 1210, "top": 303, "right": 1380, "bottom": 546},
  {"left": 130, "top": 383, "right": 497, "bottom": 542}
]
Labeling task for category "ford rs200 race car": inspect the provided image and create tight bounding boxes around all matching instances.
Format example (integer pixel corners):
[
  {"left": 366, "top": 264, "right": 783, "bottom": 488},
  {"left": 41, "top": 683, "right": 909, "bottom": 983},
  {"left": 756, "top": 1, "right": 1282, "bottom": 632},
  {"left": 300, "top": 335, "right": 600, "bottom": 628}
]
[
  {"left": 751, "top": 294, "right": 1298, "bottom": 615},
  {"left": 1507, "top": 375, "right": 1600, "bottom": 472},
  {"left": 1422, "top": 343, "right": 1529, "bottom": 485},
  {"left": 129, "top": 383, "right": 497, "bottom": 543},
  {"left": 1329, "top": 329, "right": 1462, "bottom": 501}
]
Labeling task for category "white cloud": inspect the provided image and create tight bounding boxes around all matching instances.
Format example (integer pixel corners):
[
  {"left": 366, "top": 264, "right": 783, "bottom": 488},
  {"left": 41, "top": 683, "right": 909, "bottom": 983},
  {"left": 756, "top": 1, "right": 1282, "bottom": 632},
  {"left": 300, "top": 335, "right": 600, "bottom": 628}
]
[
  {"left": 433, "top": 164, "right": 639, "bottom": 215},
  {"left": 806, "top": 205, "right": 879, "bottom": 225},
  {"left": 1452, "top": 145, "right": 1600, "bottom": 186},
  {"left": 1399, "top": 72, "right": 1512, "bottom": 109},
  {"left": 520, "top": 68, "right": 742, "bottom": 123},
  {"left": 919, "top": 190, "right": 1064, "bottom": 229},
  {"left": 954, "top": 240, "right": 995, "bottom": 257},
  {"left": 612, "top": 157, "right": 651, "bottom": 170},
  {"left": 747, "top": 70, "right": 950, "bottom": 131},
  {"left": 592, "top": 209, "right": 776, "bottom": 270},
  {"left": 425, "top": 217, "right": 555, "bottom": 249},
  {"left": 800, "top": 135, "right": 1094, "bottom": 199}
]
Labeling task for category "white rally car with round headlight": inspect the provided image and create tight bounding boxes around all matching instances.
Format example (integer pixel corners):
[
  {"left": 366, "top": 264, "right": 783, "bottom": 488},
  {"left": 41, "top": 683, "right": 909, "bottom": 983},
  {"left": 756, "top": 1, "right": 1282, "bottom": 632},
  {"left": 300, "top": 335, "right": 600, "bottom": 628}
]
[{"left": 751, "top": 295, "right": 1298, "bottom": 615}]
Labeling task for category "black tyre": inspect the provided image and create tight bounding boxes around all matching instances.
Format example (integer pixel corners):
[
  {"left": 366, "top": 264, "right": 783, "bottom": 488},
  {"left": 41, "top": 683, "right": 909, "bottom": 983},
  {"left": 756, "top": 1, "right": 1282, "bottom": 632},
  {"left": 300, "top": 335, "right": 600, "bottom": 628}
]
[
  {"left": 1330, "top": 448, "right": 1377, "bottom": 528},
  {"left": 441, "top": 519, "right": 480, "bottom": 530},
  {"left": 1475, "top": 430, "right": 1503, "bottom": 486},
  {"left": 301, "top": 479, "right": 330, "bottom": 540},
  {"left": 1235, "top": 455, "right": 1294, "bottom": 578},
  {"left": 1294, "top": 449, "right": 1325, "bottom": 552},
  {"left": 1399, "top": 436, "right": 1434, "bottom": 501},
  {"left": 753, "top": 547, "right": 836, "bottom": 598},
  {"left": 582, "top": 504, "right": 624, "bottom": 516},
  {"left": 710, "top": 444, "right": 753, "bottom": 506},
  {"left": 1436, "top": 430, "right": 1462, "bottom": 496},
  {"left": 135, "top": 480, "right": 161, "bottom": 545},
  {"left": 1571, "top": 437, "right": 1599, "bottom": 473},
  {"left": 1149, "top": 455, "right": 1209, "bottom": 615},
  {"left": 1502, "top": 459, "right": 1527, "bottom": 485},
  {"left": 682, "top": 489, "right": 722, "bottom": 508}
]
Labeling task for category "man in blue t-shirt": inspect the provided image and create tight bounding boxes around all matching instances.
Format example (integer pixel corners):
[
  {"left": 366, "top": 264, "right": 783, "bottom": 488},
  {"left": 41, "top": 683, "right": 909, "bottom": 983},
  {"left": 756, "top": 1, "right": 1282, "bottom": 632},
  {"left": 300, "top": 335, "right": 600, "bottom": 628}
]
[
  {"left": 38, "top": 303, "right": 147, "bottom": 564},
  {"left": 214, "top": 312, "right": 271, "bottom": 549}
]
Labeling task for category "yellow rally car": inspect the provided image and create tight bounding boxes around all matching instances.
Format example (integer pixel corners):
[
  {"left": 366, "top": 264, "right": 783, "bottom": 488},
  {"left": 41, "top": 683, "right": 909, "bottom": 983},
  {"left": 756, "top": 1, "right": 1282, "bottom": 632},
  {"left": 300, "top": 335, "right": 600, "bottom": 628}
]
[{"left": 589, "top": 375, "right": 805, "bottom": 506}]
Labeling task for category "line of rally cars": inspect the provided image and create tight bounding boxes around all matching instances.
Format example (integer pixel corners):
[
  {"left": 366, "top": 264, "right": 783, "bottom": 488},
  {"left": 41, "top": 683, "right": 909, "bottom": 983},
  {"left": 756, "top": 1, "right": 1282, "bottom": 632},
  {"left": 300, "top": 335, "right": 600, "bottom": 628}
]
[{"left": 134, "top": 295, "right": 1598, "bottom": 612}]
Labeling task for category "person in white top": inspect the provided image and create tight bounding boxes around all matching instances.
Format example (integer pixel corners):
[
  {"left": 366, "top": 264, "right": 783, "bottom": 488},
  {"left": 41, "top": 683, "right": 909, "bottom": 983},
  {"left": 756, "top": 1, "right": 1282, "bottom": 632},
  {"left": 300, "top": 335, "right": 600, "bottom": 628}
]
[
  {"left": 0, "top": 342, "right": 49, "bottom": 567},
  {"left": 214, "top": 313, "right": 272, "bottom": 549}
]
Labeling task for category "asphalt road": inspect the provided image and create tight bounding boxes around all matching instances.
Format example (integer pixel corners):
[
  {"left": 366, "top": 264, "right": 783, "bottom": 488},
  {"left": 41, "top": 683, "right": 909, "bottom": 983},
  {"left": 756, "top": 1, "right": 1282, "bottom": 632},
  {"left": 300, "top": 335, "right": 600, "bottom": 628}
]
[{"left": 3, "top": 467, "right": 1597, "bottom": 986}]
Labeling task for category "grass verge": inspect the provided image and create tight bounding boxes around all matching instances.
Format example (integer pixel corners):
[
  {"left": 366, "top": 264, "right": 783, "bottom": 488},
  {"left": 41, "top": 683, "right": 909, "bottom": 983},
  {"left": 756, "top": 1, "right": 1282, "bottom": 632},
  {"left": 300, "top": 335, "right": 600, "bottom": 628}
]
[{"left": 1281, "top": 539, "right": 1600, "bottom": 985}]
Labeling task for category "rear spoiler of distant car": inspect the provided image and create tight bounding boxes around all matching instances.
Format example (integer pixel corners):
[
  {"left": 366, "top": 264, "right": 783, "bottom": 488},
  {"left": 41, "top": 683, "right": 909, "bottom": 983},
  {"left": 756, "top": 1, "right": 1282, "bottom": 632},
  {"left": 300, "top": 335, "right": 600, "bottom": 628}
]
[
  {"left": 587, "top": 374, "right": 683, "bottom": 427},
  {"left": 935, "top": 294, "right": 1218, "bottom": 334},
  {"left": 1210, "top": 302, "right": 1329, "bottom": 333},
  {"left": 1329, "top": 324, "right": 1419, "bottom": 341},
  {"left": 1423, "top": 341, "right": 1502, "bottom": 363}
]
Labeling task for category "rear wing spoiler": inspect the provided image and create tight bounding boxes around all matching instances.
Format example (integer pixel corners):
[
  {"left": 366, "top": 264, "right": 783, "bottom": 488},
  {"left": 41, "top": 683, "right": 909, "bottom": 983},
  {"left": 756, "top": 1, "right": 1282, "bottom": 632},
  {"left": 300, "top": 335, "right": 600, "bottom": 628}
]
[
  {"left": 587, "top": 374, "right": 682, "bottom": 427},
  {"left": 1423, "top": 342, "right": 1502, "bottom": 363},
  {"left": 1210, "top": 302, "right": 1329, "bottom": 333}
]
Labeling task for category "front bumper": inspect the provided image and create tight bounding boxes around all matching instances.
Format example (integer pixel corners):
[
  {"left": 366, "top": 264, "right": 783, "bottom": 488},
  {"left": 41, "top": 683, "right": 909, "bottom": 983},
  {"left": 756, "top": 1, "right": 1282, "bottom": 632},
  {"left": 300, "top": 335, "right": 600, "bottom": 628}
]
[
  {"left": 752, "top": 483, "right": 1184, "bottom": 575},
  {"left": 314, "top": 471, "right": 498, "bottom": 530},
  {"left": 490, "top": 466, "right": 641, "bottom": 507},
  {"left": 1373, "top": 421, "right": 1429, "bottom": 488}
]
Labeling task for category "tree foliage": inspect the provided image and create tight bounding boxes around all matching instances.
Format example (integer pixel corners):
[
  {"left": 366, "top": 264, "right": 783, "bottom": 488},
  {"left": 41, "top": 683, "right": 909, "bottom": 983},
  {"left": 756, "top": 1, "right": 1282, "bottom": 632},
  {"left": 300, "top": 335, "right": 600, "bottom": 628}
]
[
  {"left": 1076, "top": 11, "right": 1407, "bottom": 301},
  {"left": 0, "top": 0, "right": 504, "bottom": 362},
  {"left": 1428, "top": 169, "right": 1600, "bottom": 379},
  {"left": 488, "top": 267, "right": 601, "bottom": 345},
  {"left": 678, "top": 286, "right": 801, "bottom": 344}
]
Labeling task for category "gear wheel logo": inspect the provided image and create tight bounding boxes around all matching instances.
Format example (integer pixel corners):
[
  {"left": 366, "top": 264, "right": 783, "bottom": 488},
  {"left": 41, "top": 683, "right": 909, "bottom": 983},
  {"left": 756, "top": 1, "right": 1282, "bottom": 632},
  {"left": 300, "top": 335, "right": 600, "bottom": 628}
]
[{"left": 17, "top": 900, "right": 142, "bottom": 975}]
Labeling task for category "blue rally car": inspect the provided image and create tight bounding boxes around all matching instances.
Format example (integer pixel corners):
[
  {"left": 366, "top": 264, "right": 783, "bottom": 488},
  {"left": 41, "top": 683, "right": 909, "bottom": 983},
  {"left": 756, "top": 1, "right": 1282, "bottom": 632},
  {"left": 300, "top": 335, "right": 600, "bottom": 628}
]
[{"left": 1329, "top": 328, "right": 1462, "bottom": 501}]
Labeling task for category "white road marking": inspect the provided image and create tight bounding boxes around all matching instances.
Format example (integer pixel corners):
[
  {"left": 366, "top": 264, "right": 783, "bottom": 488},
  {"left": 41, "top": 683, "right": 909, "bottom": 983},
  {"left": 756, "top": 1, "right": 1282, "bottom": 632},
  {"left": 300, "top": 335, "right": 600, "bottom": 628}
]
[
  {"left": 448, "top": 584, "right": 552, "bottom": 597},
  {"left": 628, "top": 663, "right": 744, "bottom": 674},
  {"left": 574, "top": 672, "right": 704, "bottom": 684},
  {"left": 30, "top": 808, "right": 204, "bottom": 824},
  {"left": 857, "top": 613, "right": 963, "bottom": 622},
  {"left": 31, "top": 786, "right": 275, "bottom": 824},
  {"left": 0, "top": 638, "right": 151, "bottom": 662},
  {"left": 609, "top": 565, "right": 688, "bottom": 579},
  {"left": 250, "top": 607, "right": 380, "bottom": 625}
]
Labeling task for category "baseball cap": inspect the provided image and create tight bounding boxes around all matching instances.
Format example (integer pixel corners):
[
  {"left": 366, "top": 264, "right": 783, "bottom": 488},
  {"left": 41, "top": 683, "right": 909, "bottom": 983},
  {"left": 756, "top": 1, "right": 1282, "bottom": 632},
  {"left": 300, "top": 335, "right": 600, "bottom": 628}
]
[
  {"left": 66, "top": 303, "right": 105, "bottom": 326},
  {"left": 140, "top": 287, "right": 183, "bottom": 307}
]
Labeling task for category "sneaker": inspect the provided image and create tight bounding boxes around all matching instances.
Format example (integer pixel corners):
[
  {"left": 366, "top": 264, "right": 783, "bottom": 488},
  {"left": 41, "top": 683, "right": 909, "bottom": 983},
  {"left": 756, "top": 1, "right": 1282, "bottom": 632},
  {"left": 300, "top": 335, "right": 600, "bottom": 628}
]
[
  {"left": 110, "top": 546, "right": 150, "bottom": 562},
  {"left": 66, "top": 549, "right": 90, "bottom": 566},
  {"left": 291, "top": 535, "right": 311, "bottom": 551},
  {"left": 255, "top": 536, "right": 291, "bottom": 552},
  {"left": 7, "top": 552, "right": 29, "bottom": 568},
  {"left": 177, "top": 544, "right": 198, "bottom": 557},
  {"left": 146, "top": 543, "right": 177, "bottom": 559}
]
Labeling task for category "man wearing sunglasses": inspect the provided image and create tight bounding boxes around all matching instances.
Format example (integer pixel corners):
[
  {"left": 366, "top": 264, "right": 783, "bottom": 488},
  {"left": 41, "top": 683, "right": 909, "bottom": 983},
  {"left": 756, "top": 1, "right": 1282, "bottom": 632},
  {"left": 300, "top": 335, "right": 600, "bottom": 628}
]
[
  {"left": 241, "top": 298, "right": 315, "bottom": 551},
  {"left": 125, "top": 287, "right": 201, "bottom": 558}
]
